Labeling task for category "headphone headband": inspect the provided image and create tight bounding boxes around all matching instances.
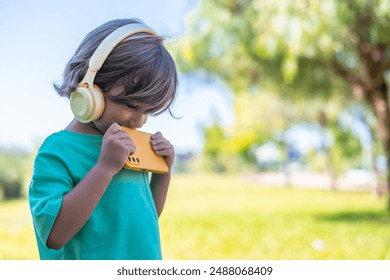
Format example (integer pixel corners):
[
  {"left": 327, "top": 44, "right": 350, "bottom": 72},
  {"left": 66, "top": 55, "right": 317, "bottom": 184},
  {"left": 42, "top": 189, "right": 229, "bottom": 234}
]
[
  {"left": 70, "top": 22, "right": 158, "bottom": 123},
  {"left": 89, "top": 23, "right": 157, "bottom": 71},
  {"left": 80, "top": 22, "right": 157, "bottom": 87}
]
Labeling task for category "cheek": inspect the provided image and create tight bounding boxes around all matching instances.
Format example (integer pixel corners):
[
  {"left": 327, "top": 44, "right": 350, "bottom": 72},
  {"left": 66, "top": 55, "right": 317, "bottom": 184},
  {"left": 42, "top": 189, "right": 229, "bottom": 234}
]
[
  {"left": 99, "top": 103, "right": 130, "bottom": 127},
  {"left": 108, "top": 111, "right": 132, "bottom": 124}
]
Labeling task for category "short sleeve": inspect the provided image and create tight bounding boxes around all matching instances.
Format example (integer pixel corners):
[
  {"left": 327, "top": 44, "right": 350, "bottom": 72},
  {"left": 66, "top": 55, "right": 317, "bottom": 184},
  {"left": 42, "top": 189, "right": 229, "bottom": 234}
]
[{"left": 29, "top": 148, "right": 74, "bottom": 248}]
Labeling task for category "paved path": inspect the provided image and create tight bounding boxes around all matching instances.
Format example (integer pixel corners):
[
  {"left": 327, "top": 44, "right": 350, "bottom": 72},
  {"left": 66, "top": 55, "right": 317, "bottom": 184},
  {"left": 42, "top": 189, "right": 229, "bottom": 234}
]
[{"left": 245, "top": 171, "right": 386, "bottom": 194}]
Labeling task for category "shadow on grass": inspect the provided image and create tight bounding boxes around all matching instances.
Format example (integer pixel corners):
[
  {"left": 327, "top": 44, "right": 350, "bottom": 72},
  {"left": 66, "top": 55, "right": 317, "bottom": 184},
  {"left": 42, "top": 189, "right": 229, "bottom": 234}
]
[{"left": 315, "top": 211, "right": 390, "bottom": 224}]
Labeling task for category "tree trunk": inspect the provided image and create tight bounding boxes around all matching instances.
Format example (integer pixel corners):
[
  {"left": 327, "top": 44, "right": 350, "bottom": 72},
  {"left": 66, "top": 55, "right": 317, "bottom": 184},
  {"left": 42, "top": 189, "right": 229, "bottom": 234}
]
[
  {"left": 385, "top": 147, "right": 390, "bottom": 213},
  {"left": 332, "top": 66, "right": 389, "bottom": 208},
  {"left": 365, "top": 83, "right": 390, "bottom": 212},
  {"left": 319, "top": 111, "right": 337, "bottom": 191},
  {"left": 369, "top": 137, "right": 382, "bottom": 196}
]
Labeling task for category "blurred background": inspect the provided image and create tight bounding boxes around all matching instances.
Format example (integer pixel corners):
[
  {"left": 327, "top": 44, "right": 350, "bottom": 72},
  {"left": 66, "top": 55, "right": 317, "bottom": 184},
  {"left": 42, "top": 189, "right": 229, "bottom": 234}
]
[{"left": 1, "top": 0, "right": 390, "bottom": 259}]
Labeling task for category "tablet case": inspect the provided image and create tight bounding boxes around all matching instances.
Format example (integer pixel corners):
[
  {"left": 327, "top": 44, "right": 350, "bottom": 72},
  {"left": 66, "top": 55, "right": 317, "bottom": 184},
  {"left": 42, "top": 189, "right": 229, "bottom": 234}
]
[{"left": 120, "top": 126, "right": 169, "bottom": 174}]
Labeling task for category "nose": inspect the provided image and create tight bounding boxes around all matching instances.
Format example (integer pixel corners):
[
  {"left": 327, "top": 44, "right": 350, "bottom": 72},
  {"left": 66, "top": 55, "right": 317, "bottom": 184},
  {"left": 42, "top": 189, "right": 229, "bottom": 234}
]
[{"left": 130, "top": 114, "right": 148, "bottom": 129}]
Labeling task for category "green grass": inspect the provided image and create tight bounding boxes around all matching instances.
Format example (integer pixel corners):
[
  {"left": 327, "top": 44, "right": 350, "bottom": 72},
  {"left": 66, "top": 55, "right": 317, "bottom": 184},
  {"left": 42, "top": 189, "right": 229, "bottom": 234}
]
[
  {"left": 0, "top": 198, "right": 38, "bottom": 259},
  {"left": 159, "top": 173, "right": 390, "bottom": 259},
  {"left": 1, "top": 173, "right": 389, "bottom": 259}
]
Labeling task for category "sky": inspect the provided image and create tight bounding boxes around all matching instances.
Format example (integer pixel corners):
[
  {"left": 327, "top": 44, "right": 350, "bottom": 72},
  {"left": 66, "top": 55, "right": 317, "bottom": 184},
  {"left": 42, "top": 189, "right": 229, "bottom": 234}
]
[{"left": 0, "top": 0, "right": 234, "bottom": 154}]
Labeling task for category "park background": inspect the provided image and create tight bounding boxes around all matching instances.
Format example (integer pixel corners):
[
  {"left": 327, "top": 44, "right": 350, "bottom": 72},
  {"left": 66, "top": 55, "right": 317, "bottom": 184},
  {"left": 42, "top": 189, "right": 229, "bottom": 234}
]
[{"left": 1, "top": 0, "right": 390, "bottom": 259}]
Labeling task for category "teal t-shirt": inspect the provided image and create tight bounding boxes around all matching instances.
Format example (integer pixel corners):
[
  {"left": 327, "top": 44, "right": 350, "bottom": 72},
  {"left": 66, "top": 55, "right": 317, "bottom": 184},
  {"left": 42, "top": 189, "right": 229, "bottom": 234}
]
[{"left": 29, "top": 130, "right": 162, "bottom": 260}]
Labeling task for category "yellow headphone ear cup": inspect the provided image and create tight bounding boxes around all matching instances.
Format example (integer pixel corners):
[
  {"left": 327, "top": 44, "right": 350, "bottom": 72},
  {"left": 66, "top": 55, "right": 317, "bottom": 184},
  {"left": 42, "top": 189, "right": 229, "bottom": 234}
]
[
  {"left": 91, "top": 85, "right": 105, "bottom": 120},
  {"left": 70, "top": 85, "right": 105, "bottom": 123}
]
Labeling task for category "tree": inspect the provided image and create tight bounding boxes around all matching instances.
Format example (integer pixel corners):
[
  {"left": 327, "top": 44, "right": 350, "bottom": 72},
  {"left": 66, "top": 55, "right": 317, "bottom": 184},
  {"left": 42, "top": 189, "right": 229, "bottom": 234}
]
[
  {"left": 202, "top": 92, "right": 291, "bottom": 172},
  {"left": 174, "top": 0, "right": 390, "bottom": 208},
  {"left": 0, "top": 148, "right": 31, "bottom": 199}
]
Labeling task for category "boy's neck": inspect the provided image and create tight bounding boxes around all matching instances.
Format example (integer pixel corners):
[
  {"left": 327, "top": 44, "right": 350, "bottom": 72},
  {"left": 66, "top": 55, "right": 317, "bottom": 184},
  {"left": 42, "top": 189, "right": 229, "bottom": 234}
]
[{"left": 65, "top": 119, "right": 103, "bottom": 135}]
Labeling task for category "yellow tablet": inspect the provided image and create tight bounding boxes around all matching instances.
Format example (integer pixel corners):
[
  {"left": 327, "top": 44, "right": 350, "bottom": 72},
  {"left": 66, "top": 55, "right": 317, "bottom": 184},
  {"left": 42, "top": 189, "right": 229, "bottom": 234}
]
[{"left": 120, "top": 126, "right": 169, "bottom": 174}]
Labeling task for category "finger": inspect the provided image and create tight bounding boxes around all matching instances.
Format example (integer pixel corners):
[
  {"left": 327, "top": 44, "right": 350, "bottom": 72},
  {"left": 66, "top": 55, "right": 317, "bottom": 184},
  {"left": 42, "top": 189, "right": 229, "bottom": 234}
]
[
  {"left": 150, "top": 134, "right": 168, "bottom": 146},
  {"left": 155, "top": 146, "right": 174, "bottom": 156},
  {"left": 151, "top": 131, "right": 162, "bottom": 140},
  {"left": 116, "top": 130, "right": 131, "bottom": 140},
  {"left": 107, "top": 123, "right": 121, "bottom": 134},
  {"left": 124, "top": 142, "right": 136, "bottom": 152},
  {"left": 153, "top": 141, "right": 174, "bottom": 153},
  {"left": 152, "top": 141, "right": 171, "bottom": 151}
]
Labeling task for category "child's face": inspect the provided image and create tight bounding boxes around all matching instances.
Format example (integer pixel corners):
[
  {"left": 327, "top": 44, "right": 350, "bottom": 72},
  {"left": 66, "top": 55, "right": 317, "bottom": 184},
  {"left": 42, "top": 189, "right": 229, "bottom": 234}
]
[{"left": 95, "top": 86, "right": 153, "bottom": 133}]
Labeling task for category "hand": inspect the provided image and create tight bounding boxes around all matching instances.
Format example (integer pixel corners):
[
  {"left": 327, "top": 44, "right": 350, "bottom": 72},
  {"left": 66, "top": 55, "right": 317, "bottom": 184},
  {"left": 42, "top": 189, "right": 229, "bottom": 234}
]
[
  {"left": 150, "top": 132, "right": 175, "bottom": 170},
  {"left": 97, "top": 123, "right": 135, "bottom": 175}
]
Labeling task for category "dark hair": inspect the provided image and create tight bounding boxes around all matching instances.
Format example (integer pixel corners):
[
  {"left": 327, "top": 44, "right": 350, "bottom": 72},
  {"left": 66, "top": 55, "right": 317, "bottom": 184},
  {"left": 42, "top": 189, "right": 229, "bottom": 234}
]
[{"left": 54, "top": 18, "right": 178, "bottom": 116}]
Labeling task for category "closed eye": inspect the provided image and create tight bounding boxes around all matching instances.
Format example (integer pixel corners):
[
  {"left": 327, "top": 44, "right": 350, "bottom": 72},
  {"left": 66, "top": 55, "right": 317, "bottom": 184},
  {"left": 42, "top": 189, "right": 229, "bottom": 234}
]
[
  {"left": 125, "top": 104, "right": 137, "bottom": 110},
  {"left": 123, "top": 102, "right": 155, "bottom": 114}
]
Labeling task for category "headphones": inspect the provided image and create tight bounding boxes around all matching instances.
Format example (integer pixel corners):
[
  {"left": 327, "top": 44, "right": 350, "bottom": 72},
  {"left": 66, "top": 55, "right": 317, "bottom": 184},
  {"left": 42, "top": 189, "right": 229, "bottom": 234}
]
[{"left": 70, "top": 23, "right": 157, "bottom": 123}]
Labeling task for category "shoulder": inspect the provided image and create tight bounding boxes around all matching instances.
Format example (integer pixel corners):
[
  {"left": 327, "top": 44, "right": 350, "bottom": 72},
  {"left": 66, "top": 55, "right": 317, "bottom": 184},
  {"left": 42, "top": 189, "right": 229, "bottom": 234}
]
[
  {"left": 39, "top": 131, "right": 69, "bottom": 149},
  {"left": 34, "top": 131, "right": 89, "bottom": 165},
  {"left": 34, "top": 130, "right": 103, "bottom": 170},
  {"left": 39, "top": 130, "right": 102, "bottom": 151}
]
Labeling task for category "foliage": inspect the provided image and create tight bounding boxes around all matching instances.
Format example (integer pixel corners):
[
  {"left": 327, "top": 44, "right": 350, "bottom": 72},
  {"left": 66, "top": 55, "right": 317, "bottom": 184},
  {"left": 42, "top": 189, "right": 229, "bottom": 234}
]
[
  {"left": 332, "top": 128, "right": 362, "bottom": 169},
  {"left": 175, "top": 3, "right": 389, "bottom": 140},
  {"left": 174, "top": 0, "right": 390, "bottom": 202},
  {"left": 201, "top": 119, "right": 258, "bottom": 172},
  {"left": 0, "top": 148, "right": 33, "bottom": 199},
  {"left": 200, "top": 91, "right": 319, "bottom": 172},
  {"left": 200, "top": 97, "right": 366, "bottom": 173},
  {"left": 175, "top": 0, "right": 362, "bottom": 98}
]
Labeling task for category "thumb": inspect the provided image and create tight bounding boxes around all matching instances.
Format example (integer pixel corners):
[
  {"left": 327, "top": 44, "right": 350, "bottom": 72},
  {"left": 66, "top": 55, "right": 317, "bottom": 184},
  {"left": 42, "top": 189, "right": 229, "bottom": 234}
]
[{"left": 107, "top": 123, "right": 121, "bottom": 134}]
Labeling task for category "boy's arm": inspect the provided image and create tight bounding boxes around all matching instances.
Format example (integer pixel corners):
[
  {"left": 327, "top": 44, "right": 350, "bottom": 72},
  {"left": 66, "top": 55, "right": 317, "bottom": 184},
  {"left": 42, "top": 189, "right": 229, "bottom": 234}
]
[
  {"left": 46, "top": 164, "right": 114, "bottom": 249},
  {"left": 150, "top": 132, "right": 174, "bottom": 217},
  {"left": 150, "top": 172, "right": 171, "bottom": 217},
  {"left": 47, "top": 123, "right": 133, "bottom": 249}
]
